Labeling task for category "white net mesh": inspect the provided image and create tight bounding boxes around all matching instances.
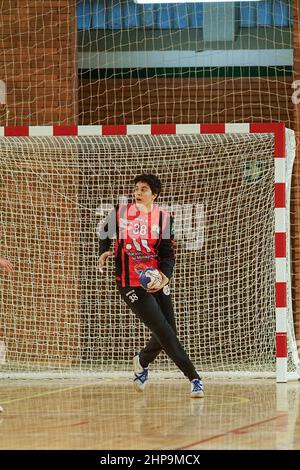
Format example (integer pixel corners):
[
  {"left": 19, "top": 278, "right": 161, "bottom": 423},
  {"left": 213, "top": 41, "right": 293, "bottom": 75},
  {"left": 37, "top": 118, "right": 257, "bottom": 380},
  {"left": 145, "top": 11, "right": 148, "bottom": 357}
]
[
  {"left": 77, "top": 0, "right": 293, "bottom": 126},
  {"left": 0, "top": 132, "right": 298, "bottom": 376},
  {"left": 0, "top": 1, "right": 294, "bottom": 126}
]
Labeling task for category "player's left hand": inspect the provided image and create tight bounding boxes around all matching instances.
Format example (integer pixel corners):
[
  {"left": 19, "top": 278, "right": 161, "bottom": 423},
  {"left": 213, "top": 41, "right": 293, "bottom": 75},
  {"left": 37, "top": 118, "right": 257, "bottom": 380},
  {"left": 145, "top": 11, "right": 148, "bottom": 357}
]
[{"left": 146, "top": 272, "right": 169, "bottom": 293}]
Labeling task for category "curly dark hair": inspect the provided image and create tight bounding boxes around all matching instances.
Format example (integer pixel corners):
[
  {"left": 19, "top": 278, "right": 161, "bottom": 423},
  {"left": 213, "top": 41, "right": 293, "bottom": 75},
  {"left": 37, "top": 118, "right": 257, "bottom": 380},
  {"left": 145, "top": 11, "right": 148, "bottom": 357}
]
[{"left": 133, "top": 174, "right": 162, "bottom": 201}]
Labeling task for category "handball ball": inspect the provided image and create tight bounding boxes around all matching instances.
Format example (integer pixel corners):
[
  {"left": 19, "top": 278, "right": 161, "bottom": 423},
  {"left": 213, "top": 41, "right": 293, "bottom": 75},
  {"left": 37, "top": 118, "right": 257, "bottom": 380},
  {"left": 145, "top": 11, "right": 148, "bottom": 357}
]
[{"left": 139, "top": 268, "right": 162, "bottom": 289}]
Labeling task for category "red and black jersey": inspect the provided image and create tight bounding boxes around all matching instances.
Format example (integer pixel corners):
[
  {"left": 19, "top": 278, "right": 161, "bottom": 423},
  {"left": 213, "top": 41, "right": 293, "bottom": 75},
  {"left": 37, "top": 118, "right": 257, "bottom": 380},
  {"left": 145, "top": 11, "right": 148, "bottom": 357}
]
[{"left": 99, "top": 204, "right": 175, "bottom": 287}]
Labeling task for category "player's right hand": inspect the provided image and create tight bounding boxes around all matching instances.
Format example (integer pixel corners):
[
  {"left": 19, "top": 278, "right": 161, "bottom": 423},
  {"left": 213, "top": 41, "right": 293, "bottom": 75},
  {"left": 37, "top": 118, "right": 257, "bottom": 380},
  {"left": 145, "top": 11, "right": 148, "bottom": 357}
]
[
  {"left": 98, "top": 251, "right": 113, "bottom": 273},
  {"left": 0, "top": 257, "right": 13, "bottom": 273}
]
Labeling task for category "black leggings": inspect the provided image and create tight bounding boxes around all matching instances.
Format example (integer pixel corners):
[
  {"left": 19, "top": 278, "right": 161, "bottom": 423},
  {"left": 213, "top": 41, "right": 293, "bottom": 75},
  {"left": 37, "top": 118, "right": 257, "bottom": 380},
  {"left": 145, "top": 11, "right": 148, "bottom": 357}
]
[{"left": 117, "top": 283, "right": 199, "bottom": 381}]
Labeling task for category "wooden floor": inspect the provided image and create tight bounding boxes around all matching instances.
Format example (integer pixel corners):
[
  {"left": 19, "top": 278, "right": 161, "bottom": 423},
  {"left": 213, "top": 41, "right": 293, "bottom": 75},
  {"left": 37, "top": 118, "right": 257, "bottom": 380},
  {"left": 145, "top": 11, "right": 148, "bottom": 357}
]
[{"left": 0, "top": 377, "right": 299, "bottom": 450}]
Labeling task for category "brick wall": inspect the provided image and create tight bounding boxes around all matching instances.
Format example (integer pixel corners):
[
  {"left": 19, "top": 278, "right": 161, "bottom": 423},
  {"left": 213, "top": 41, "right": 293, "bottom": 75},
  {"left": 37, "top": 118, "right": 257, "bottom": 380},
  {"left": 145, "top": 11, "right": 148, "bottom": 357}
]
[
  {"left": 0, "top": 1, "right": 80, "bottom": 366},
  {"left": 79, "top": 76, "right": 293, "bottom": 125},
  {"left": 0, "top": 0, "right": 77, "bottom": 125}
]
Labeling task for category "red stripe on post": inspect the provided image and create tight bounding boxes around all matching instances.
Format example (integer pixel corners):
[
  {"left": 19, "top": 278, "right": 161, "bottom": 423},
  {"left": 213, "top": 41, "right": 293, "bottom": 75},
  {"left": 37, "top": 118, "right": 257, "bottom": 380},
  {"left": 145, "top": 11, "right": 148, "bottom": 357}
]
[
  {"left": 275, "top": 183, "right": 285, "bottom": 208},
  {"left": 151, "top": 124, "right": 176, "bottom": 135},
  {"left": 275, "top": 232, "right": 286, "bottom": 258},
  {"left": 275, "top": 282, "right": 287, "bottom": 308},
  {"left": 102, "top": 125, "right": 127, "bottom": 135},
  {"left": 250, "top": 123, "right": 285, "bottom": 158},
  {"left": 276, "top": 332, "right": 287, "bottom": 358},
  {"left": 53, "top": 125, "right": 78, "bottom": 136},
  {"left": 4, "top": 126, "right": 29, "bottom": 136},
  {"left": 201, "top": 124, "right": 225, "bottom": 134}
]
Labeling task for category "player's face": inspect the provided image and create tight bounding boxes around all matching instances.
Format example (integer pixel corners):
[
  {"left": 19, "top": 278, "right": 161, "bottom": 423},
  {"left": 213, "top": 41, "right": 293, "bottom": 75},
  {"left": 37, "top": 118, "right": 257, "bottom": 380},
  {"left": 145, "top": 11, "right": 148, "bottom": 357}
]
[{"left": 134, "top": 182, "right": 157, "bottom": 211}]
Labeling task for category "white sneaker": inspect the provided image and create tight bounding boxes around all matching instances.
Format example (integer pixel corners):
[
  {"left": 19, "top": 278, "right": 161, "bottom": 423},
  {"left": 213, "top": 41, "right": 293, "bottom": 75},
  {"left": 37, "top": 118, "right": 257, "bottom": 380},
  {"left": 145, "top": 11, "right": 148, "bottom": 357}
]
[
  {"left": 133, "top": 353, "right": 148, "bottom": 392},
  {"left": 190, "top": 378, "right": 204, "bottom": 398}
]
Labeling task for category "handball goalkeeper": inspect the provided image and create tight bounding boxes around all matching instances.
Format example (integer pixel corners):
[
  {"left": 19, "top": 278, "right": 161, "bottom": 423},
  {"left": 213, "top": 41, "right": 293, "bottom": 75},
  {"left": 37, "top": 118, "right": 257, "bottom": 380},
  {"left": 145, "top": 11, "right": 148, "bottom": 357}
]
[{"left": 98, "top": 174, "right": 204, "bottom": 397}]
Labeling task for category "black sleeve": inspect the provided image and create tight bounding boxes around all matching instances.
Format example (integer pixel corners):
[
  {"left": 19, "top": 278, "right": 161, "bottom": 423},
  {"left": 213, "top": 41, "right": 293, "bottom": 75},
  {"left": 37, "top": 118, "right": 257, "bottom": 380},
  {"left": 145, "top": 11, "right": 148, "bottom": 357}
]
[
  {"left": 98, "top": 206, "right": 118, "bottom": 256},
  {"left": 158, "top": 214, "right": 175, "bottom": 280}
]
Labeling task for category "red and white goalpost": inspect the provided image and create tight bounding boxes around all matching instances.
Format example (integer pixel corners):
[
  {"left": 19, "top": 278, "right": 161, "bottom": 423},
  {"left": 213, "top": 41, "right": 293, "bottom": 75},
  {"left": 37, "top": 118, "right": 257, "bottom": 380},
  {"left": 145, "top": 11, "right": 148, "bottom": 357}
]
[{"left": 0, "top": 123, "right": 298, "bottom": 382}]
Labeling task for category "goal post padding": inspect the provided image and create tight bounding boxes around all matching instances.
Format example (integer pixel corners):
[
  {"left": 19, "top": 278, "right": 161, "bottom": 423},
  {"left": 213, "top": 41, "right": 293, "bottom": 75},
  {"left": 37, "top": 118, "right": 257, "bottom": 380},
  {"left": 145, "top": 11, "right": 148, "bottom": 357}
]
[{"left": 0, "top": 124, "right": 298, "bottom": 380}]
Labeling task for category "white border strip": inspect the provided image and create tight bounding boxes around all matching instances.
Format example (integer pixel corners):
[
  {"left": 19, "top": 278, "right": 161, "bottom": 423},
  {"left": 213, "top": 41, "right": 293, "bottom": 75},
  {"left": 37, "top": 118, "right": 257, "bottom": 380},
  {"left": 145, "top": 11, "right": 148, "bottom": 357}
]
[
  {"left": 276, "top": 357, "right": 287, "bottom": 383},
  {"left": 29, "top": 126, "right": 52, "bottom": 136},
  {"left": 78, "top": 125, "right": 102, "bottom": 136},
  {"left": 225, "top": 123, "right": 250, "bottom": 133}
]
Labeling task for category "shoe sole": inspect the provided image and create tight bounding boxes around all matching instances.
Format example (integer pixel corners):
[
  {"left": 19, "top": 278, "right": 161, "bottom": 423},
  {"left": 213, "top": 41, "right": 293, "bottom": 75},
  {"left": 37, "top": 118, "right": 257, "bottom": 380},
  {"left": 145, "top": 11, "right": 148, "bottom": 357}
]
[
  {"left": 133, "top": 379, "right": 145, "bottom": 392},
  {"left": 190, "top": 391, "right": 204, "bottom": 398}
]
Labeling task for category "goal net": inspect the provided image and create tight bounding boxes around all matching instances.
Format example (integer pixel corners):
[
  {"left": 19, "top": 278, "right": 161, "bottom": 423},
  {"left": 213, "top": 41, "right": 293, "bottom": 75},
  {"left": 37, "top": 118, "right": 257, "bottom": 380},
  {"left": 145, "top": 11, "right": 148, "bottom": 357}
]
[{"left": 0, "top": 130, "right": 298, "bottom": 377}]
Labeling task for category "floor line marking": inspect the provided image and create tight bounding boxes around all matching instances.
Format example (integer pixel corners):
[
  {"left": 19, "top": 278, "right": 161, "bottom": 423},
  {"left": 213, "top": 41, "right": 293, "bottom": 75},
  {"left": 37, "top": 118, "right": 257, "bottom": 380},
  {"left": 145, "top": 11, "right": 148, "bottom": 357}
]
[
  {"left": 177, "top": 413, "right": 287, "bottom": 450},
  {"left": 0, "top": 383, "right": 99, "bottom": 405}
]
